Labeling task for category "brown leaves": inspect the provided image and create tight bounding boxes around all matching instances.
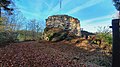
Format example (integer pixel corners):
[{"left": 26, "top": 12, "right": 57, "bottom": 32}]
[{"left": 0, "top": 41, "right": 111, "bottom": 67}]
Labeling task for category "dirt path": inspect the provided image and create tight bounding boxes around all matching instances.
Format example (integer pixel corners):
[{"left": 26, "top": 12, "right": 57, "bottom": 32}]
[{"left": 0, "top": 41, "right": 111, "bottom": 67}]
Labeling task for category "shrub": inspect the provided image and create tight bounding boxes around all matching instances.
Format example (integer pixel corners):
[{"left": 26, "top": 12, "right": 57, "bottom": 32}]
[
  {"left": 96, "top": 33, "right": 112, "bottom": 45},
  {"left": 96, "top": 26, "right": 112, "bottom": 45},
  {"left": 0, "top": 31, "right": 19, "bottom": 45}
]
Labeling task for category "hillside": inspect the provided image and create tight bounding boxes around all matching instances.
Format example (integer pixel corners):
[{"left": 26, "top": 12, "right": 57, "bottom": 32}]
[{"left": 0, "top": 40, "right": 112, "bottom": 67}]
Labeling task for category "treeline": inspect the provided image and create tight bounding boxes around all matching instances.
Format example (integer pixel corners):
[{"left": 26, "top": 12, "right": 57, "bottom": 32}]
[
  {"left": 17, "top": 30, "right": 43, "bottom": 41},
  {"left": 0, "top": 6, "right": 44, "bottom": 45}
]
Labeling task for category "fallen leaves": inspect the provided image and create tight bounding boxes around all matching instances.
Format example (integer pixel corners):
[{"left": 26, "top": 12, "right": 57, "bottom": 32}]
[{"left": 0, "top": 41, "right": 112, "bottom": 67}]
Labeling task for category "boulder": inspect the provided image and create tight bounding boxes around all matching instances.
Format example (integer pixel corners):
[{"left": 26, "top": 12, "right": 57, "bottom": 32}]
[
  {"left": 42, "top": 15, "right": 81, "bottom": 42},
  {"left": 42, "top": 27, "right": 68, "bottom": 42}
]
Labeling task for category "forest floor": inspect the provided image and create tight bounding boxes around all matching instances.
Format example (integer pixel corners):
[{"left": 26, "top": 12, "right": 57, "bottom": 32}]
[{"left": 0, "top": 40, "right": 112, "bottom": 67}]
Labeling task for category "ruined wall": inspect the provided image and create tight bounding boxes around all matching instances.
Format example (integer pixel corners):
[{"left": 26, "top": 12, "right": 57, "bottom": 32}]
[{"left": 45, "top": 15, "right": 81, "bottom": 36}]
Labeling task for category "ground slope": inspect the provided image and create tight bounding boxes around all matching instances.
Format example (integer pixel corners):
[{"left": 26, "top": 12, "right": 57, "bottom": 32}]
[{"left": 0, "top": 40, "right": 111, "bottom": 67}]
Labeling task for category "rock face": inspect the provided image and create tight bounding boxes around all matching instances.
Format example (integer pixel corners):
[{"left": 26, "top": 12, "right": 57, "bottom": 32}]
[{"left": 42, "top": 15, "right": 81, "bottom": 41}]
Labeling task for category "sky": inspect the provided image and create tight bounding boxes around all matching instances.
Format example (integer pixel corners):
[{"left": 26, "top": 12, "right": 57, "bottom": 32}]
[{"left": 14, "top": 0, "right": 117, "bottom": 32}]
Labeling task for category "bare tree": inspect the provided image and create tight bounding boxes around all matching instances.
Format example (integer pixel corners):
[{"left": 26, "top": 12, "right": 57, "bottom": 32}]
[
  {"left": 1, "top": 9, "right": 25, "bottom": 32},
  {"left": 26, "top": 19, "right": 43, "bottom": 40}
]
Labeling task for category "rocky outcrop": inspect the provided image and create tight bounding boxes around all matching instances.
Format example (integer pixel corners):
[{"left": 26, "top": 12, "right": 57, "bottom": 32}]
[{"left": 42, "top": 15, "right": 81, "bottom": 41}]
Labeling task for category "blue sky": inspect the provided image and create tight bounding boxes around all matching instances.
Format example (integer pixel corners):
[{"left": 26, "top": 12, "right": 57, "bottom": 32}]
[{"left": 14, "top": 0, "right": 116, "bottom": 32}]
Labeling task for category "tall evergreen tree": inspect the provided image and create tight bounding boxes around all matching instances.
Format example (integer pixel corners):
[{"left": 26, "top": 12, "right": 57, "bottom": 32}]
[{"left": 0, "top": 0, "right": 14, "bottom": 15}]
